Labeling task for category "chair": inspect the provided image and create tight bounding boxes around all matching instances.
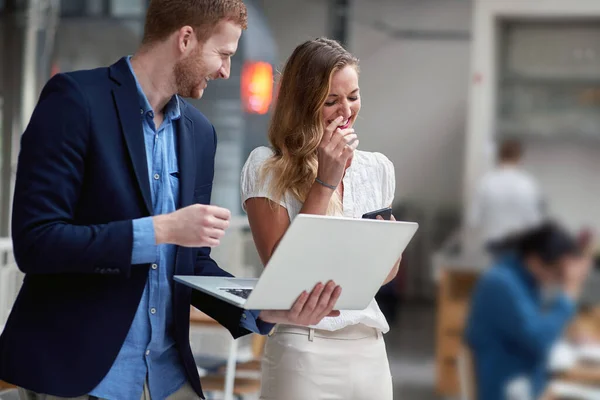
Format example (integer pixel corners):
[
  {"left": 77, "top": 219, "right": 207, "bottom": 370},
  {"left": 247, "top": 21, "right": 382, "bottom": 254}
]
[
  {"left": 0, "top": 239, "right": 23, "bottom": 330},
  {"left": 200, "top": 376, "right": 261, "bottom": 400},
  {"left": 217, "top": 334, "right": 265, "bottom": 379},
  {"left": 0, "top": 389, "right": 19, "bottom": 400},
  {"left": 0, "top": 380, "right": 18, "bottom": 400},
  {"left": 202, "top": 334, "right": 265, "bottom": 400}
]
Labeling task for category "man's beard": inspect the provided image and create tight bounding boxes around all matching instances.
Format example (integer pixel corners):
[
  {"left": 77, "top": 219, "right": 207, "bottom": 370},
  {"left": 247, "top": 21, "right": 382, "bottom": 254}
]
[{"left": 174, "top": 48, "right": 208, "bottom": 99}]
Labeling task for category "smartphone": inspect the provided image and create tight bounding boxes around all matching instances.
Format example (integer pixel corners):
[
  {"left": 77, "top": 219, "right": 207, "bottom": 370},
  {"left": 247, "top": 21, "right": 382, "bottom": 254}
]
[{"left": 362, "top": 207, "right": 393, "bottom": 220}]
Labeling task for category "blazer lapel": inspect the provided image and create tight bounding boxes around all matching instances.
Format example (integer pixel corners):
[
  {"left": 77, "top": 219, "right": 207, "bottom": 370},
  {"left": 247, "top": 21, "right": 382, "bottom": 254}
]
[
  {"left": 177, "top": 102, "right": 196, "bottom": 208},
  {"left": 175, "top": 104, "right": 196, "bottom": 275},
  {"left": 110, "top": 58, "right": 153, "bottom": 215}
]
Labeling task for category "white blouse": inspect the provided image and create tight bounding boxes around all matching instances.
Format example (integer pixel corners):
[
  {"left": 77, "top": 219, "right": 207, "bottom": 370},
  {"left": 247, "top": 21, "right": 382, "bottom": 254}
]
[{"left": 240, "top": 146, "right": 396, "bottom": 333}]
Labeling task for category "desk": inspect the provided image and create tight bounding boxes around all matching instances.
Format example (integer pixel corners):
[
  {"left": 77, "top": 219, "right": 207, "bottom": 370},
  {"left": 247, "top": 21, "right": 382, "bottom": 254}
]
[
  {"left": 568, "top": 307, "right": 600, "bottom": 341},
  {"left": 0, "top": 380, "right": 15, "bottom": 390},
  {"left": 544, "top": 308, "right": 600, "bottom": 399},
  {"left": 435, "top": 268, "right": 481, "bottom": 395},
  {"left": 560, "top": 308, "right": 600, "bottom": 384},
  {"left": 433, "top": 231, "right": 489, "bottom": 396},
  {"left": 559, "top": 364, "right": 600, "bottom": 385}
]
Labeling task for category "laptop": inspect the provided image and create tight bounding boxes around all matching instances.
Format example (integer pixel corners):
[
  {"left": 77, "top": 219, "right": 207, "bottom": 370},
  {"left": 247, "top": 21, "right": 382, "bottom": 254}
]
[{"left": 174, "top": 214, "right": 418, "bottom": 310}]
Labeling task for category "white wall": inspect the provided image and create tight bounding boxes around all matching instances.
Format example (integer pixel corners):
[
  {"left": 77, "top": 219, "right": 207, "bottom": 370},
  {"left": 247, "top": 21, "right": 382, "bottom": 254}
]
[
  {"left": 259, "top": 0, "right": 473, "bottom": 211},
  {"left": 524, "top": 142, "right": 600, "bottom": 234},
  {"left": 463, "top": 1, "right": 600, "bottom": 235},
  {"left": 258, "top": 0, "right": 328, "bottom": 68}
]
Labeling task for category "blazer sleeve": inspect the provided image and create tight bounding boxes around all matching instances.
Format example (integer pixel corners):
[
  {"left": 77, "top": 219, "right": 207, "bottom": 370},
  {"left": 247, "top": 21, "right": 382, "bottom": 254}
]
[{"left": 11, "top": 73, "right": 135, "bottom": 276}]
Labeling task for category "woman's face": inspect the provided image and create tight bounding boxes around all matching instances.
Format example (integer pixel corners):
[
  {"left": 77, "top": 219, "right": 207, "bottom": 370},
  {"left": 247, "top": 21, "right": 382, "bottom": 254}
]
[{"left": 321, "top": 65, "right": 361, "bottom": 132}]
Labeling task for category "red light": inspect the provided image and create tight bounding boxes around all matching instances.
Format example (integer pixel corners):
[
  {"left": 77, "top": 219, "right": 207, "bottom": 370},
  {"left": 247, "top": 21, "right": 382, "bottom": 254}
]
[
  {"left": 50, "top": 62, "right": 60, "bottom": 77},
  {"left": 241, "top": 61, "right": 273, "bottom": 115}
]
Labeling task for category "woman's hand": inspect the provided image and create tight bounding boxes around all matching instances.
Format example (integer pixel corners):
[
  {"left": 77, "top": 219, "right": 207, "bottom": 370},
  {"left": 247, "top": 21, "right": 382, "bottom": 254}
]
[
  {"left": 316, "top": 116, "right": 358, "bottom": 189},
  {"left": 259, "top": 281, "right": 342, "bottom": 326}
]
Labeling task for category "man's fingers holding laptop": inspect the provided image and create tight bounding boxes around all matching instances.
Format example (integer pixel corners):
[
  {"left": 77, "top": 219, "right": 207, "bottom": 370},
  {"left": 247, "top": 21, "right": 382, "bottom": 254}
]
[{"left": 258, "top": 281, "right": 342, "bottom": 326}]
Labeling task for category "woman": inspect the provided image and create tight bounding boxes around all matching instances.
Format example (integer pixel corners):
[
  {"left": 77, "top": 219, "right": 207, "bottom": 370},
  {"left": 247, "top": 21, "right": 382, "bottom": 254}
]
[
  {"left": 240, "top": 38, "right": 398, "bottom": 399},
  {"left": 464, "top": 221, "right": 592, "bottom": 400}
]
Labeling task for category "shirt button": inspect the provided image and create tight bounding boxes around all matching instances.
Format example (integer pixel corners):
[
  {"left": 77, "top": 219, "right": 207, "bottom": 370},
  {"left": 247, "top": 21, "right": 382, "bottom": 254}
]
[
  {"left": 242, "top": 313, "right": 247, "bottom": 319},
  {"left": 151, "top": 263, "right": 158, "bottom": 270},
  {"left": 153, "top": 173, "right": 160, "bottom": 180},
  {"left": 145, "top": 350, "right": 150, "bottom": 356},
  {"left": 140, "top": 108, "right": 144, "bottom": 114},
  {"left": 150, "top": 308, "right": 156, "bottom": 315}
]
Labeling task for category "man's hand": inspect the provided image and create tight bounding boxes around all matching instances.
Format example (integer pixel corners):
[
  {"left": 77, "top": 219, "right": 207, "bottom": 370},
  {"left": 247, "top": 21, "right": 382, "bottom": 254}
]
[
  {"left": 258, "top": 281, "right": 342, "bottom": 326},
  {"left": 153, "top": 204, "right": 231, "bottom": 247}
]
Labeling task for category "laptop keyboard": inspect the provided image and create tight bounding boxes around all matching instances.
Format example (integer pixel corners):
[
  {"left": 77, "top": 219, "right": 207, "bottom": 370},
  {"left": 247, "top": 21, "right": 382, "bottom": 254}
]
[{"left": 221, "top": 288, "right": 253, "bottom": 299}]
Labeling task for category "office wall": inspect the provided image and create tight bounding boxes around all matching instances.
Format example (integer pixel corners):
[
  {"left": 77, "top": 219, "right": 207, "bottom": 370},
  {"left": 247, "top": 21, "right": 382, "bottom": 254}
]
[
  {"left": 524, "top": 142, "right": 600, "bottom": 233},
  {"left": 259, "top": 0, "right": 473, "bottom": 212}
]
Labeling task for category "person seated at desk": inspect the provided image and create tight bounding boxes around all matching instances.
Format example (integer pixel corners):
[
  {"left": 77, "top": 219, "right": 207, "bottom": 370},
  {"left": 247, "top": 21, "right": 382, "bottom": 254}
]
[{"left": 465, "top": 221, "right": 592, "bottom": 400}]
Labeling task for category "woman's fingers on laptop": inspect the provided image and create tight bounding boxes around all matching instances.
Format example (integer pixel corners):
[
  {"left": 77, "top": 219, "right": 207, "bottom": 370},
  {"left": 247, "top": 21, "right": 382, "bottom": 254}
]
[
  {"left": 258, "top": 282, "right": 342, "bottom": 326},
  {"left": 300, "top": 281, "right": 341, "bottom": 325},
  {"left": 301, "top": 282, "right": 326, "bottom": 318},
  {"left": 259, "top": 291, "right": 308, "bottom": 324},
  {"left": 315, "top": 285, "right": 342, "bottom": 322},
  {"left": 288, "top": 290, "right": 310, "bottom": 320},
  {"left": 308, "top": 281, "right": 336, "bottom": 324}
]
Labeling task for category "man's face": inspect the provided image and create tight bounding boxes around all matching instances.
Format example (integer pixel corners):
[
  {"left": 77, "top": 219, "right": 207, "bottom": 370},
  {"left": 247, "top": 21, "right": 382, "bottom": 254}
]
[
  {"left": 174, "top": 20, "right": 242, "bottom": 99},
  {"left": 527, "top": 255, "right": 562, "bottom": 287}
]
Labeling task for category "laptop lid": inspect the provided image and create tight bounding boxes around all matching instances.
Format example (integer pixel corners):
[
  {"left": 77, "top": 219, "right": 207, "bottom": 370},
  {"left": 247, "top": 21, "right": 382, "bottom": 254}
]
[{"left": 243, "top": 214, "right": 418, "bottom": 310}]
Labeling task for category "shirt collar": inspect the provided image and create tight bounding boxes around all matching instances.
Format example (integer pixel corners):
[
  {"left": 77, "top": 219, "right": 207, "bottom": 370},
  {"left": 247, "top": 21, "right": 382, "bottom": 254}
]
[{"left": 125, "top": 56, "right": 181, "bottom": 122}]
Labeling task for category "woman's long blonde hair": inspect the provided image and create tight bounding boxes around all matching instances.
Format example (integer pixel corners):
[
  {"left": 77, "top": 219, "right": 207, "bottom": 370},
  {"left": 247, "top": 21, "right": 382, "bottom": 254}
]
[{"left": 260, "top": 38, "right": 359, "bottom": 215}]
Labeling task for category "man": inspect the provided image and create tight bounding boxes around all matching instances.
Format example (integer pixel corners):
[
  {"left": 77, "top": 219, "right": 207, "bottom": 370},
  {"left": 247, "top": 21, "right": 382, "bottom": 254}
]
[
  {"left": 467, "top": 139, "right": 545, "bottom": 254},
  {"left": 0, "top": 1, "right": 341, "bottom": 399}
]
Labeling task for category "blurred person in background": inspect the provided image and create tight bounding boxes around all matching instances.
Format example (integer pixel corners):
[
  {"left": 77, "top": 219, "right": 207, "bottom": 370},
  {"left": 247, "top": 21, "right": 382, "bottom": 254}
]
[
  {"left": 468, "top": 139, "right": 545, "bottom": 256},
  {"left": 464, "top": 221, "right": 592, "bottom": 400},
  {"left": 0, "top": 1, "right": 341, "bottom": 399},
  {"left": 241, "top": 38, "right": 399, "bottom": 400}
]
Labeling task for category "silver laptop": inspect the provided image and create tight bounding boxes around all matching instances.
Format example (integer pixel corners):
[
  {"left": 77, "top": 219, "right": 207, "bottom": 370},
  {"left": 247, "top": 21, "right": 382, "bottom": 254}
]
[{"left": 174, "top": 214, "right": 418, "bottom": 310}]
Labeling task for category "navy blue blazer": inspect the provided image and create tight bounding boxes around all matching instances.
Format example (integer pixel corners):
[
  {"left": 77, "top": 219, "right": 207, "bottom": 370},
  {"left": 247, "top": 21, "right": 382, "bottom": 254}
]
[{"left": 0, "top": 57, "right": 253, "bottom": 398}]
